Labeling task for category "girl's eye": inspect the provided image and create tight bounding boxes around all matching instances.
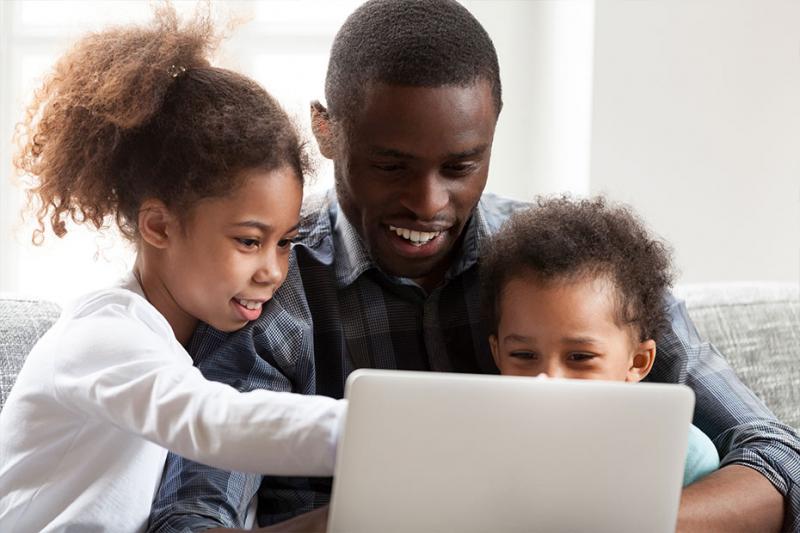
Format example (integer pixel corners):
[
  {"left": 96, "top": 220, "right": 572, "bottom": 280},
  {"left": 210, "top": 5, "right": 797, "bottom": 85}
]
[
  {"left": 236, "top": 238, "right": 260, "bottom": 249},
  {"left": 569, "top": 353, "right": 595, "bottom": 362},
  {"left": 509, "top": 351, "right": 536, "bottom": 360},
  {"left": 277, "top": 238, "right": 293, "bottom": 249}
]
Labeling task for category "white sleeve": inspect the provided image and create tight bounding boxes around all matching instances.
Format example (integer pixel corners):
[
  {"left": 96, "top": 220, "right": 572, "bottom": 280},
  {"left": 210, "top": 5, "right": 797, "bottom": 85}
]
[{"left": 51, "top": 296, "right": 345, "bottom": 477}]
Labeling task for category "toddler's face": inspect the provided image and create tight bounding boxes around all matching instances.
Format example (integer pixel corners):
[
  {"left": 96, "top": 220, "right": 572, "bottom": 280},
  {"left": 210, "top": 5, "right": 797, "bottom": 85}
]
[
  {"left": 162, "top": 165, "right": 302, "bottom": 334},
  {"left": 489, "top": 274, "right": 655, "bottom": 382}
]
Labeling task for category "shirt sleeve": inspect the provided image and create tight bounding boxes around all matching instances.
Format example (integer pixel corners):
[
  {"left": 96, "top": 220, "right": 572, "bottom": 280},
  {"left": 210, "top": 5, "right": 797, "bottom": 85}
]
[
  {"left": 148, "top": 269, "right": 325, "bottom": 532},
  {"left": 651, "top": 293, "right": 800, "bottom": 532},
  {"left": 147, "top": 454, "right": 261, "bottom": 532},
  {"left": 51, "top": 294, "right": 346, "bottom": 477},
  {"left": 683, "top": 424, "right": 720, "bottom": 486}
]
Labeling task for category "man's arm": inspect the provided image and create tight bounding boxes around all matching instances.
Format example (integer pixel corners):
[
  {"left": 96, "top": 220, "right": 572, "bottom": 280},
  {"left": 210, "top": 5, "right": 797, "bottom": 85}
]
[
  {"left": 652, "top": 294, "right": 800, "bottom": 532},
  {"left": 206, "top": 505, "right": 329, "bottom": 533},
  {"left": 677, "top": 465, "right": 784, "bottom": 533},
  {"left": 148, "top": 454, "right": 262, "bottom": 532}
]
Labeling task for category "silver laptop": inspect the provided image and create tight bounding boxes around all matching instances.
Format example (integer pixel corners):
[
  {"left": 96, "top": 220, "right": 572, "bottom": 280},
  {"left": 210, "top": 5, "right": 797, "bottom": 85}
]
[{"left": 327, "top": 369, "right": 694, "bottom": 533}]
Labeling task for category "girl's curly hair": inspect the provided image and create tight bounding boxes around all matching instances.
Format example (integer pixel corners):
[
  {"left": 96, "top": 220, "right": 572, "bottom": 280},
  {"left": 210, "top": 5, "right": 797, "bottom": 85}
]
[
  {"left": 14, "top": 3, "right": 308, "bottom": 244},
  {"left": 482, "top": 196, "right": 674, "bottom": 342}
]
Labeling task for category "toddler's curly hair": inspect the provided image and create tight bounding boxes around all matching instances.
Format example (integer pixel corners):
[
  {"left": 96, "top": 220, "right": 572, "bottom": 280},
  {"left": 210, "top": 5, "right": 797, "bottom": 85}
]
[{"left": 482, "top": 196, "right": 674, "bottom": 342}]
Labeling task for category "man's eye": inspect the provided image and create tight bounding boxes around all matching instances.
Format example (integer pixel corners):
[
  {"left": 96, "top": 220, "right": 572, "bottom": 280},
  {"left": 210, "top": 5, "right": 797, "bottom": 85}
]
[
  {"left": 443, "top": 162, "right": 477, "bottom": 176},
  {"left": 569, "top": 353, "right": 595, "bottom": 362},
  {"left": 509, "top": 351, "right": 536, "bottom": 360},
  {"left": 372, "top": 163, "right": 404, "bottom": 172},
  {"left": 236, "top": 238, "right": 260, "bottom": 249}
]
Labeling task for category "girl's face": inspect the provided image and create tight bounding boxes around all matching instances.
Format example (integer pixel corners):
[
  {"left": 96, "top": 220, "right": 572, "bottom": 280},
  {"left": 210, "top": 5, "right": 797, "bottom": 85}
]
[{"left": 159, "top": 165, "right": 302, "bottom": 338}]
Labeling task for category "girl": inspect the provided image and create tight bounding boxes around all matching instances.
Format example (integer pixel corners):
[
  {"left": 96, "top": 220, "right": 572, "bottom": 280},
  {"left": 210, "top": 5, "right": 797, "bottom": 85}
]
[{"left": 0, "top": 6, "right": 345, "bottom": 532}]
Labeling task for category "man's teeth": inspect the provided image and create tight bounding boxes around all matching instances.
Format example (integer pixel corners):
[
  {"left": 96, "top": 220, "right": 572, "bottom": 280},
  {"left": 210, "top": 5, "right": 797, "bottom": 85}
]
[
  {"left": 236, "top": 298, "right": 263, "bottom": 311},
  {"left": 389, "top": 225, "right": 441, "bottom": 246}
]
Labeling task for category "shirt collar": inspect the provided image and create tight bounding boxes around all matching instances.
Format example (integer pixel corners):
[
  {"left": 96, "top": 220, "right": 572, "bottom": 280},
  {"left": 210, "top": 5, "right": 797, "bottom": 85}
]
[{"left": 332, "top": 203, "right": 376, "bottom": 287}]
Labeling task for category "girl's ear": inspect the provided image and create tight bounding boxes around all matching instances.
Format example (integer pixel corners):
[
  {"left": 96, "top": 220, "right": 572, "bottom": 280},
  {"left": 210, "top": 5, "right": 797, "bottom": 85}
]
[
  {"left": 138, "top": 199, "right": 175, "bottom": 249},
  {"left": 626, "top": 339, "right": 656, "bottom": 383},
  {"left": 310, "top": 100, "right": 336, "bottom": 159}
]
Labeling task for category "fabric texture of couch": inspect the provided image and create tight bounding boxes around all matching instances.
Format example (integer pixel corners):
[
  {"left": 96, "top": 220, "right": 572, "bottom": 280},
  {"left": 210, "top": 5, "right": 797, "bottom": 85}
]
[
  {"left": 0, "top": 296, "right": 61, "bottom": 409},
  {"left": 1, "top": 283, "right": 799, "bottom": 432}
]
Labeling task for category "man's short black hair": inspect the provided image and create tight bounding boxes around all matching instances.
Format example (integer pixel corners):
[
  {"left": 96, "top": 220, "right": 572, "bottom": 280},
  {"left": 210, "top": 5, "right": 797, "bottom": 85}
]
[
  {"left": 325, "top": 0, "right": 502, "bottom": 123},
  {"left": 482, "top": 196, "right": 674, "bottom": 342}
]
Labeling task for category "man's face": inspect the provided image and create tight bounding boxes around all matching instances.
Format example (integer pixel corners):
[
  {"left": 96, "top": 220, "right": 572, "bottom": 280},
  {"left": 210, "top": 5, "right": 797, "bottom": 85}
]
[{"left": 329, "top": 80, "right": 497, "bottom": 289}]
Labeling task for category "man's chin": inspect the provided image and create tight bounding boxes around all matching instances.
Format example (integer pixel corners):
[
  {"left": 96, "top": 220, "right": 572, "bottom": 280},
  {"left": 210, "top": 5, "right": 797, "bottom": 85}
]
[{"left": 374, "top": 253, "right": 446, "bottom": 284}]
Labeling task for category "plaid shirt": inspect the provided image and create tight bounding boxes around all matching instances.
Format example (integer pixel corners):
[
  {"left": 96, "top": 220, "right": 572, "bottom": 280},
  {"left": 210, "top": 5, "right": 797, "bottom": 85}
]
[{"left": 148, "top": 192, "right": 800, "bottom": 532}]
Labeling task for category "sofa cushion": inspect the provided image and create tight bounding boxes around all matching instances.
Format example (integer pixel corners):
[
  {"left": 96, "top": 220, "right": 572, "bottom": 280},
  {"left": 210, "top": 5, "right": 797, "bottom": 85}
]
[
  {"left": 675, "top": 282, "right": 800, "bottom": 431},
  {"left": 0, "top": 297, "right": 61, "bottom": 410}
]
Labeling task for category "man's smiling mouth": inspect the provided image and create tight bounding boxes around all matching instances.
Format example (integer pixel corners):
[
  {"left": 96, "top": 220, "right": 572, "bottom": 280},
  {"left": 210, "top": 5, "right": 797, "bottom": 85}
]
[{"left": 388, "top": 225, "right": 442, "bottom": 247}]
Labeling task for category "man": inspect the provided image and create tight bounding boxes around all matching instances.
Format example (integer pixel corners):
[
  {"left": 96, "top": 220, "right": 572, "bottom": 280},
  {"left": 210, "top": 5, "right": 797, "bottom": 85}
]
[{"left": 148, "top": 1, "right": 798, "bottom": 531}]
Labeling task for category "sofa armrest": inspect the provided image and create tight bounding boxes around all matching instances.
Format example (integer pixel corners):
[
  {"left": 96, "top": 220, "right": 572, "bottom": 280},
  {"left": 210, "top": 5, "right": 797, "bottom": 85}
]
[
  {"left": 675, "top": 282, "right": 800, "bottom": 432},
  {"left": 0, "top": 296, "right": 61, "bottom": 410}
]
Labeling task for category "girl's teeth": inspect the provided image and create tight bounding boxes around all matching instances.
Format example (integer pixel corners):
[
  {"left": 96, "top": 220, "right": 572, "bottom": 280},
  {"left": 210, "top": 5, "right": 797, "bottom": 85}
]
[{"left": 237, "top": 299, "right": 262, "bottom": 310}]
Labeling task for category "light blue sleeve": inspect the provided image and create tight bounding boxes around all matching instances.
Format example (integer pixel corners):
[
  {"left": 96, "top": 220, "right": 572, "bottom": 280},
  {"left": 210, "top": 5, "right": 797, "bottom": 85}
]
[{"left": 683, "top": 424, "right": 720, "bottom": 486}]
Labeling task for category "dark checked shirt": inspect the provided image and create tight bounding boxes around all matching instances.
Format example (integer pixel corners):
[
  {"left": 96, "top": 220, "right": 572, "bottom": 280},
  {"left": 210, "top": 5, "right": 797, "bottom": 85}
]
[{"left": 147, "top": 191, "right": 800, "bottom": 533}]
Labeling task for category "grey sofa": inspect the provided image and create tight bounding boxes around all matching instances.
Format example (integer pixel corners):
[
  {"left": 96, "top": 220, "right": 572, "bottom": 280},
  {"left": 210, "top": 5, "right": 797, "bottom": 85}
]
[{"left": 1, "top": 283, "right": 799, "bottom": 432}]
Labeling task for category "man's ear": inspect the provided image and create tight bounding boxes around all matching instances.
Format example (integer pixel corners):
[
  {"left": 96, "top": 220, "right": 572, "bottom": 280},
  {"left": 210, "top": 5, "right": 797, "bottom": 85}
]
[
  {"left": 489, "top": 334, "right": 501, "bottom": 370},
  {"left": 138, "top": 199, "right": 175, "bottom": 250},
  {"left": 310, "top": 100, "right": 336, "bottom": 159},
  {"left": 626, "top": 339, "right": 656, "bottom": 383}
]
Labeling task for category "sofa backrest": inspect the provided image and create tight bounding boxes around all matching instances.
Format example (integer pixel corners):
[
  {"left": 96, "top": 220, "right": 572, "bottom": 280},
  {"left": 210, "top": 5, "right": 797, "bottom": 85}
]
[
  {"left": 0, "top": 297, "right": 61, "bottom": 410},
  {"left": 675, "top": 282, "right": 800, "bottom": 432},
  {"left": 1, "top": 284, "right": 799, "bottom": 432}
]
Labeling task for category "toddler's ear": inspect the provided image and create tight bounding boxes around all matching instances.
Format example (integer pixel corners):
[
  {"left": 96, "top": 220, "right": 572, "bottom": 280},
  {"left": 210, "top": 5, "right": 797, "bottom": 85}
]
[
  {"left": 489, "top": 334, "right": 501, "bottom": 369},
  {"left": 138, "top": 198, "right": 175, "bottom": 250},
  {"left": 626, "top": 339, "right": 656, "bottom": 383},
  {"left": 310, "top": 100, "right": 335, "bottom": 159}
]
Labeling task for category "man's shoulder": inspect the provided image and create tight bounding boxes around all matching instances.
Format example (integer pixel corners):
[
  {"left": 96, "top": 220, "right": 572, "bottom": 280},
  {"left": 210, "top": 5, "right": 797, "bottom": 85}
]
[
  {"left": 477, "top": 192, "right": 530, "bottom": 236},
  {"left": 297, "top": 190, "right": 336, "bottom": 246}
]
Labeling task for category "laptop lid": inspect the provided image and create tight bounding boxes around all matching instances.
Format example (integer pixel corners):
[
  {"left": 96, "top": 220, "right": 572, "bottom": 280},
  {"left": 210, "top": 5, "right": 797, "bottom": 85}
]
[{"left": 328, "top": 369, "right": 694, "bottom": 533}]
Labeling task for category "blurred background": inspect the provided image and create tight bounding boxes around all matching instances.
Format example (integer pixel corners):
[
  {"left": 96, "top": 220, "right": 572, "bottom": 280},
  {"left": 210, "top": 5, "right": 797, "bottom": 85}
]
[{"left": 1, "top": 0, "right": 798, "bottom": 304}]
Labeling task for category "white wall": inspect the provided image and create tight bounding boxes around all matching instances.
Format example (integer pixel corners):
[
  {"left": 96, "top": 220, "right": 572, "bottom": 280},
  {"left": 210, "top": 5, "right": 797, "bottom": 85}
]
[
  {"left": 590, "top": 0, "right": 800, "bottom": 284},
  {"left": 2, "top": 0, "right": 798, "bottom": 302},
  {"left": 466, "top": 0, "right": 595, "bottom": 200}
]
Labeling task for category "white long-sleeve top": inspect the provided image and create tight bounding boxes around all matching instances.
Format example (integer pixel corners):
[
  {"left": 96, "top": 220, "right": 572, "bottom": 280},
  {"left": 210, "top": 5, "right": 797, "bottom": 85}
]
[{"left": 0, "top": 273, "right": 346, "bottom": 533}]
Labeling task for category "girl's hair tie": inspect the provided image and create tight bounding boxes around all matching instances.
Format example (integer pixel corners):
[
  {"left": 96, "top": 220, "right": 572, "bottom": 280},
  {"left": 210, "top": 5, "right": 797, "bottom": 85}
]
[{"left": 167, "top": 64, "right": 187, "bottom": 78}]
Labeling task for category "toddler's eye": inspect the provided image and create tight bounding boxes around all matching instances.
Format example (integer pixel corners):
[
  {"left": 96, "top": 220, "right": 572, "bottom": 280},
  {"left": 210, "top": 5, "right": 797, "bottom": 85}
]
[
  {"left": 510, "top": 351, "right": 536, "bottom": 360},
  {"left": 569, "top": 353, "right": 595, "bottom": 362},
  {"left": 236, "top": 237, "right": 260, "bottom": 249}
]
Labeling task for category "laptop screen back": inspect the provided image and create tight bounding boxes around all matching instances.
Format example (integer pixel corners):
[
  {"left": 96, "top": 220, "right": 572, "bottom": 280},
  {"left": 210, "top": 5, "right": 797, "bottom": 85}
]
[{"left": 328, "top": 369, "right": 694, "bottom": 533}]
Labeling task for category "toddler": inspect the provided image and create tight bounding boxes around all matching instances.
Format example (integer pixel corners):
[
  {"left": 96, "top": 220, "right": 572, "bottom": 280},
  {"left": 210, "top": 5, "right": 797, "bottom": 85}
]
[{"left": 482, "top": 196, "right": 719, "bottom": 486}]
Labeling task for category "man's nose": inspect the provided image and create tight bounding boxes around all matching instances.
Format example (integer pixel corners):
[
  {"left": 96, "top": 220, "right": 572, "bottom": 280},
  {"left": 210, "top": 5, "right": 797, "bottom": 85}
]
[{"left": 399, "top": 172, "right": 449, "bottom": 221}]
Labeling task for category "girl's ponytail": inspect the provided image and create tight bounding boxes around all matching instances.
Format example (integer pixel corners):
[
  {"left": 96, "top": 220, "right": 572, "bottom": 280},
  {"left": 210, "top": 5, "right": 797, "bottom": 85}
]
[{"left": 15, "top": 4, "right": 218, "bottom": 243}]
